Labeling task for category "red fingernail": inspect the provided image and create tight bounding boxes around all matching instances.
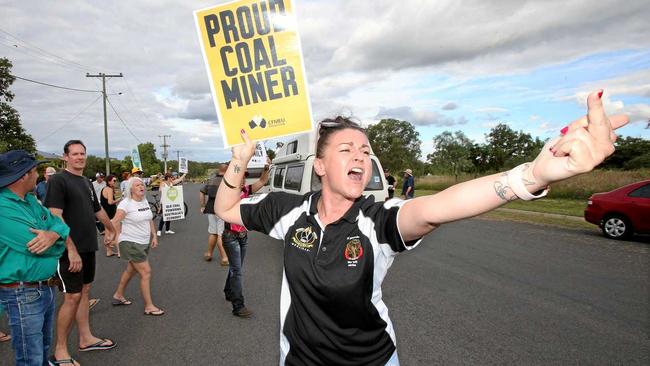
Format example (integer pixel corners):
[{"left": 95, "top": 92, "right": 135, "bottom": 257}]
[
  {"left": 549, "top": 147, "right": 555, "bottom": 153},
  {"left": 560, "top": 126, "right": 568, "bottom": 135},
  {"left": 597, "top": 90, "right": 603, "bottom": 99},
  {"left": 240, "top": 129, "right": 245, "bottom": 134}
]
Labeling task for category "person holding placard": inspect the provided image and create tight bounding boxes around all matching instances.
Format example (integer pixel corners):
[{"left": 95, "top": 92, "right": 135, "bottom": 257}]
[
  {"left": 215, "top": 91, "right": 627, "bottom": 365},
  {"left": 156, "top": 172, "right": 186, "bottom": 236}
]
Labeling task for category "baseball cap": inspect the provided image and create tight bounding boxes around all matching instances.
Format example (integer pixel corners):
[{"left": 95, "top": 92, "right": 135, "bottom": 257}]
[{"left": 131, "top": 167, "right": 143, "bottom": 174}]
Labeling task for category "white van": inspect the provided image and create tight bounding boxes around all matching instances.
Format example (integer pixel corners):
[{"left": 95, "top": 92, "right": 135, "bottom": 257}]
[{"left": 260, "top": 132, "right": 389, "bottom": 201}]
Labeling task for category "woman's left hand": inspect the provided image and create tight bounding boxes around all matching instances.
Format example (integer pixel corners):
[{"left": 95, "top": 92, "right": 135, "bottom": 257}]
[
  {"left": 151, "top": 237, "right": 158, "bottom": 249},
  {"left": 531, "top": 90, "right": 629, "bottom": 186}
]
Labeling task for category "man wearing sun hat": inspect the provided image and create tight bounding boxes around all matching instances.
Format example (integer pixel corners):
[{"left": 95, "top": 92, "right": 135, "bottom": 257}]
[
  {"left": 0, "top": 150, "right": 81, "bottom": 366},
  {"left": 401, "top": 168, "right": 415, "bottom": 199}
]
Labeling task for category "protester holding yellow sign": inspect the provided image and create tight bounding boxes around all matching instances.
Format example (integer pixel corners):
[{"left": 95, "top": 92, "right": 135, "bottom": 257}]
[{"left": 194, "top": 0, "right": 313, "bottom": 147}]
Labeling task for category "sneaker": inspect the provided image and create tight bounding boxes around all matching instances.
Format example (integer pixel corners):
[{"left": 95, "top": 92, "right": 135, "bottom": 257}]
[
  {"left": 165, "top": 230, "right": 175, "bottom": 234},
  {"left": 233, "top": 307, "right": 253, "bottom": 318},
  {"left": 156, "top": 231, "right": 162, "bottom": 236}
]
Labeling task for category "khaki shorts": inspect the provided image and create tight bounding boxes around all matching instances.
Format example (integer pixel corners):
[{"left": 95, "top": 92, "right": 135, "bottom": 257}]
[
  {"left": 208, "top": 214, "right": 224, "bottom": 235},
  {"left": 119, "top": 241, "right": 150, "bottom": 263}
]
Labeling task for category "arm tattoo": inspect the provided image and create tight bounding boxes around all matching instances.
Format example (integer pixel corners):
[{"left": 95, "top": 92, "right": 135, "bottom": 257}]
[
  {"left": 493, "top": 173, "right": 517, "bottom": 201},
  {"left": 234, "top": 165, "right": 240, "bottom": 174}
]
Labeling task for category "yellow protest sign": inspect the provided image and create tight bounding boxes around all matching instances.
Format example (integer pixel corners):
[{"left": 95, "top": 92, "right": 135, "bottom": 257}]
[{"left": 194, "top": 0, "right": 314, "bottom": 148}]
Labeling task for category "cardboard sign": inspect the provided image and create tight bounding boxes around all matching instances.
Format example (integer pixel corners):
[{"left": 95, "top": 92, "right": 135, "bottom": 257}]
[
  {"left": 161, "top": 185, "right": 185, "bottom": 221},
  {"left": 194, "top": 0, "right": 314, "bottom": 147},
  {"left": 131, "top": 146, "right": 143, "bottom": 171},
  {"left": 248, "top": 141, "right": 268, "bottom": 168},
  {"left": 179, "top": 157, "right": 189, "bottom": 174}
]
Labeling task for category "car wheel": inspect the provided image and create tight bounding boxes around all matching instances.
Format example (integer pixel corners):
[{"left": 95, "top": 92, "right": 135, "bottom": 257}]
[{"left": 601, "top": 215, "right": 632, "bottom": 239}]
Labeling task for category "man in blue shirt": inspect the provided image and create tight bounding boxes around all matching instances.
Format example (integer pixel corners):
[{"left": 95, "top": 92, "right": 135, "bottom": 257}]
[
  {"left": 35, "top": 166, "right": 56, "bottom": 202},
  {"left": 401, "top": 168, "right": 415, "bottom": 199}
]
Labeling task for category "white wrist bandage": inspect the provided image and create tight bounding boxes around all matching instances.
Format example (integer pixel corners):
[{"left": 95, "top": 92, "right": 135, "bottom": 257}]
[{"left": 507, "top": 163, "right": 548, "bottom": 201}]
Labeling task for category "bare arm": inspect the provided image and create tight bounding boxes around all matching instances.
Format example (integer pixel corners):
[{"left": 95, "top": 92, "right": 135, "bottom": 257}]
[
  {"left": 111, "top": 209, "right": 126, "bottom": 240},
  {"left": 398, "top": 91, "right": 628, "bottom": 242},
  {"left": 215, "top": 130, "right": 256, "bottom": 225},
  {"left": 47, "top": 208, "right": 82, "bottom": 272},
  {"left": 199, "top": 191, "right": 206, "bottom": 213},
  {"left": 172, "top": 173, "right": 186, "bottom": 185},
  {"left": 250, "top": 164, "right": 271, "bottom": 193},
  {"left": 103, "top": 187, "right": 119, "bottom": 205}
]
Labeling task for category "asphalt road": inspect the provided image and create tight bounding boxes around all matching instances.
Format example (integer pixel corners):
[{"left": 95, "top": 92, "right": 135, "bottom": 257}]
[{"left": 1, "top": 183, "right": 648, "bottom": 365}]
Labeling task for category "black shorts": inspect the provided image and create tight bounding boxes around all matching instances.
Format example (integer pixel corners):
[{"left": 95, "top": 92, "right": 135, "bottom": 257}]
[{"left": 57, "top": 251, "right": 96, "bottom": 293}]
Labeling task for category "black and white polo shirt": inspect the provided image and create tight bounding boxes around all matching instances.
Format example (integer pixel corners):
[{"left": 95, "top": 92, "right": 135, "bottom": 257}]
[{"left": 240, "top": 191, "right": 423, "bottom": 366}]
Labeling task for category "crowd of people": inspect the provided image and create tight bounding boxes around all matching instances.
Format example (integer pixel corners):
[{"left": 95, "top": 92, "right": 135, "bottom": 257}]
[{"left": 0, "top": 90, "right": 629, "bottom": 366}]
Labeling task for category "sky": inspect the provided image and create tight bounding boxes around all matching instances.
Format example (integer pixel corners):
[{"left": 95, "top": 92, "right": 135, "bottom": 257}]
[{"left": 2, "top": 0, "right": 649, "bottom": 163}]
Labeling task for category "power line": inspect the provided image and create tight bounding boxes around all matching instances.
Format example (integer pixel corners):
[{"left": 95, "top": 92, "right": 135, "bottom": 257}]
[
  {"left": 106, "top": 96, "right": 143, "bottom": 144},
  {"left": 14, "top": 75, "right": 100, "bottom": 93},
  {"left": 0, "top": 28, "right": 105, "bottom": 73},
  {"left": 39, "top": 94, "right": 103, "bottom": 142}
]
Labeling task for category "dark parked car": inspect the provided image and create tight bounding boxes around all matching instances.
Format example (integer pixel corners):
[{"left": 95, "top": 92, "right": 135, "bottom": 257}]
[{"left": 584, "top": 180, "right": 650, "bottom": 239}]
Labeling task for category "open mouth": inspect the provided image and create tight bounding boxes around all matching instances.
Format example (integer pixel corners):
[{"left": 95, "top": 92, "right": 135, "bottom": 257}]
[{"left": 347, "top": 167, "right": 364, "bottom": 182}]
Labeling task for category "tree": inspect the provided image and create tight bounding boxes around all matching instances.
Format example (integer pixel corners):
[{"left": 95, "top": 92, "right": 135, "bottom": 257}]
[
  {"left": 266, "top": 148, "right": 276, "bottom": 161},
  {"left": 366, "top": 119, "right": 421, "bottom": 174},
  {"left": 427, "top": 131, "right": 473, "bottom": 181},
  {"left": 137, "top": 142, "right": 162, "bottom": 175},
  {"left": 602, "top": 136, "right": 650, "bottom": 170},
  {"left": 484, "top": 123, "right": 544, "bottom": 171},
  {"left": 0, "top": 58, "right": 36, "bottom": 153}
]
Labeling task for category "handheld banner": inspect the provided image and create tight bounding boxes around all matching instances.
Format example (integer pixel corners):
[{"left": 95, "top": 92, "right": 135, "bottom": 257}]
[
  {"left": 131, "top": 147, "right": 143, "bottom": 171},
  {"left": 194, "top": 0, "right": 313, "bottom": 148},
  {"left": 248, "top": 141, "right": 268, "bottom": 168},
  {"left": 179, "top": 157, "right": 189, "bottom": 174},
  {"left": 161, "top": 185, "right": 185, "bottom": 221}
]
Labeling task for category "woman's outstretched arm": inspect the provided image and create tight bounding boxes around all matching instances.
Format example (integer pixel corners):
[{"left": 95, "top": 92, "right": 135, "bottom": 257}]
[{"left": 398, "top": 90, "right": 629, "bottom": 242}]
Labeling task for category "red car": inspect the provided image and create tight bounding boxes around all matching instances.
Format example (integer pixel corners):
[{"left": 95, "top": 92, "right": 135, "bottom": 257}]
[{"left": 584, "top": 179, "right": 650, "bottom": 239}]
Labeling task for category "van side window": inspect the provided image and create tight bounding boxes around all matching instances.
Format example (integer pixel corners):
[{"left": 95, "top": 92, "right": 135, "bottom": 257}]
[
  {"left": 284, "top": 165, "right": 304, "bottom": 191},
  {"left": 273, "top": 167, "right": 285, "bottom": 188},
  {"left": 287, "top": 141, "right": 298, "bottom": 154},
  {"left": 265, "top": 167, "right": 274, "bottom": 186},
  {"left": 364, "top": 160, "right": 384, "bottom": 191}
]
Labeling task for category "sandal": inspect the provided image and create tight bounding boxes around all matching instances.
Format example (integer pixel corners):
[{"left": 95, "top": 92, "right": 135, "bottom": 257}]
[
  {"left": 203, "top": 254, "right": 212, "bottom": 262},
  {"left": 89, "top": 298, "right": 100, "bottom": 310},
  {"left": 48, "top": 356, "right": 79, "bottom": 366},
  {"left": 144, "top": 308, "right": 165, "bottom": 316},
  {"left": 79, "top": 338, "right": 116, "bottom": 352},
  {"left": 111, "top": 298, "right": 132, "bottom": 306},
  {"left": 220, "top": 259, "right": 229, "bottom": 267}
]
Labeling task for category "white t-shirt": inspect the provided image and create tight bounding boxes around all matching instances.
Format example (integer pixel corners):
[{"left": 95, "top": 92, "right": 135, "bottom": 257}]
[
  {"left": 117, "top": 198, "right": 153, "bottom": 244},
  {"left": 92, "top": 180, "right": 106, "bottom": 199}
]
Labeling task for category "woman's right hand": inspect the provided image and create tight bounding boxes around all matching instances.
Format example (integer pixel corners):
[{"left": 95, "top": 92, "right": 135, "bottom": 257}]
[{"left": 231, "top": 129, "right": 256, "bottom": 163}]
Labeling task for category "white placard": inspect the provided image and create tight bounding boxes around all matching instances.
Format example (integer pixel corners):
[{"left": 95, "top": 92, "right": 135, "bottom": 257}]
[
  {"left": 161, "top": 185, "right": 185, "bottom": 221},
  {"left": 178, "top": 157, "right": 189, "bottom": 174},
  {"left": 248, "top": 142, "right": 268, "bottom": 169}
]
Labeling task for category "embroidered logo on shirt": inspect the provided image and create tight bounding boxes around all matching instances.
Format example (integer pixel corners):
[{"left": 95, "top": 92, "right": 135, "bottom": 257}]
[
  {"left": 344, "top": 237, "right": 363, "bottom": 267},
  {"left": 291, "top": 226, "right": 317, "bottom": 251}
]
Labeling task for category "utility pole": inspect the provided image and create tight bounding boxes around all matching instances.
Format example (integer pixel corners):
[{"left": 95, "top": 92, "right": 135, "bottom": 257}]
[
  {"left": 159, "top": 135, "right": 171, "bottom": 173},
  {"left": 86, "top": 72, "right": 123, "bottom": 175},
  {"left": 174, "top": 150, "right": 183, "bottom": 161}
]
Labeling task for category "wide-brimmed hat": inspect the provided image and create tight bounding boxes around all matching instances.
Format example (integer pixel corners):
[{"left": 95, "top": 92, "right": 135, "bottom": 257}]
[
  {"left": 0, "top": 150, "right": 49, "bottom": 188},
  {"left": 403, "top": 169, "right": 413, "bottom": 176}
]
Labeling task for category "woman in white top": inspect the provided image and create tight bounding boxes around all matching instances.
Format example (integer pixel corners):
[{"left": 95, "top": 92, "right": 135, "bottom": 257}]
[{"left": 110, "top": 177, "right": 164, "bottom": 316}]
